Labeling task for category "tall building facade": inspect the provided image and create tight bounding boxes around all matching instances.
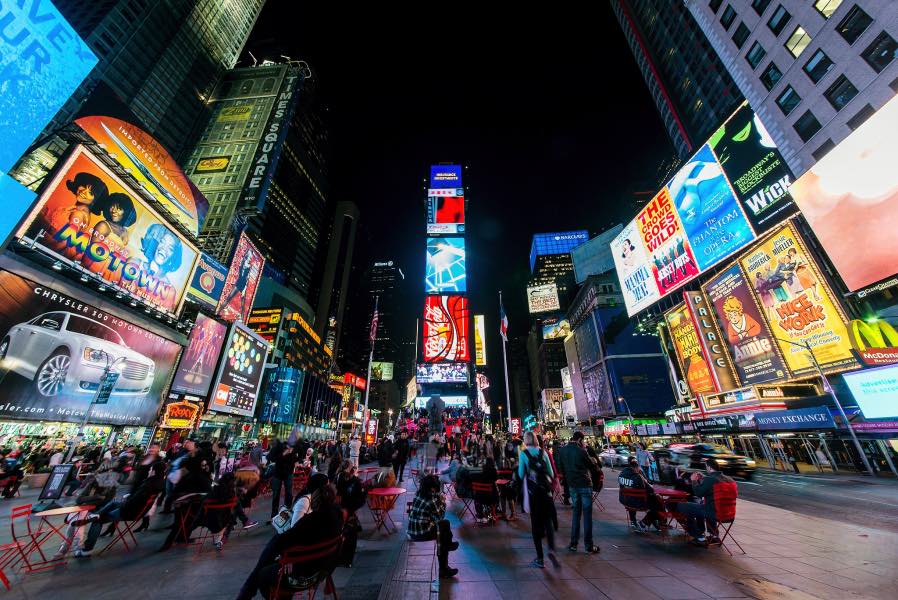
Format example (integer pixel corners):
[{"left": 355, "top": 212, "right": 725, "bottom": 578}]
[
  {"left": 313, "top": 201, "right": 359, "bottom": 358},
  {"left": 686, "top": 0, "right": 898, "bottom": 176},
  {"left": 611, "top": 0, "right": 745, "bottom": 159},
  {"left": 184, "top": 62, "right": 330, "bottom": 299}
]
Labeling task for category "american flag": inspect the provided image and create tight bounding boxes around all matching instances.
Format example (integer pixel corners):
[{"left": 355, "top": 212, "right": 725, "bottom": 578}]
[
  {"left": 499, "top": 298, "right": 509, "bottom": 342},
  {"left": 369, "top": 309, "right": 379, "bottom": 344}
]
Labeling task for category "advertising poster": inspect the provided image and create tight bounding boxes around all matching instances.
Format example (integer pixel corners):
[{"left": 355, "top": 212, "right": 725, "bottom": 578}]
[
  {"left": 683, "top": 290, "right": 739, "bottom": 392},
  {"left": 217, "top": 232, "right": 265, "bottom": 323},
  {"left": 170, "top": 314, "right": 227, "bottom": 397},
  {"left": 185, "top": 253, "right": 228, "bottom": 310},
  {"left": 371, "top": 361, "right": 394, "bottom": 381},
  {"left": 847, "top": 319, "right": 898, "bottom": 366},
  {"left": 246, "top": 307, "right": 283, "bottom": 343},
  {"left": 790, "top": 95, "right": 898, "bottom": 293},
  {"left": 260, "top": 366, "right": 303, "bottom": 424},
  {"left": 430, "top": 164, "right": 463, "bottom": 189},
  {"left": 542, "top": 317, "right": 571, "bottom": 340},
  {"left": 665, "top": 304, "right": 715, "bottom": 397},
  {"left": 667, "top": 144, "right": 756, "bottom": 271},
  {"left": 423, "top": 295, "right": 470, "bottom": 362},
  {"left": 16, "top": 146, "right": 199, "bottom": 315},
  {"left": 738, "top": 223, "right": 858, "bottom": 376},
  {"left": 636, "top": 188, "right": 700, "bottom": 298},
  {"left": 658, "top": 324, "right": 691, "bottom": 403},
  {"left": 210, "top": 322, "right": 270, "bottom": 417},
  {"left": 527, "top": 283, "right": 561, "bottom": 314},
  {"left": 75, "top": 116, "right": 209, "bottom": 235},
  {"left": 194, "top": 156, "right": 231, "bottom": 174},
  {"left": 843, "top": 364, "right": 898, "bottom": 420},
  {"left": 473, "top": 315, "right": 487, "bottom": 366},
  {"left": 0, "top": 269, "right": 180, "bottom": 426},
  {"left": 425, "top": 237, "right": 466, "bottom": 293},
  {"left": 0, "top": 2, "right": 97, "bottom": 174},
  {"left": 709, "top": 103, "right": 797, "bottom": 232},
  {"left": 427, "top": 195, "right": 465, "bottom": 234},
  {"left": 611, "top": 221, "right": 661, "bottom": 316},
  {"left": 702, "top": 263, "right": 789, "bottom": 385},
  {"left": 416, "top": 362, "right": 468, "bottom": 383}
]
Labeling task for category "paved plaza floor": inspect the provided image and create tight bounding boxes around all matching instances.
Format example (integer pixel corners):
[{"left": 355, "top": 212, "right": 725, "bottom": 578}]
[{"left": 0, "top": 466, "right": 896, "bottom": 599}]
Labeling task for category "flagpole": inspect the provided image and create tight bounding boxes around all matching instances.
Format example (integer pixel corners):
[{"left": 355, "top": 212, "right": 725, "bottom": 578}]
[
  {"left": 362, "top": 296, "right": 378, "bottom": 438},
  {"left": 500, "top": 291, "right": 512, "bottom": 431}
]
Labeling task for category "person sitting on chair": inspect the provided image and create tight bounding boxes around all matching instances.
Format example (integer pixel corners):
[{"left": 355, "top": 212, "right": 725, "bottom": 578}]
[
  {"left": 618, "top": 458, "right": 664, "bottom": 533},
  {"left": 676, "top": 460, "right": 735, "bottom": 545},
  {"left": 408, "top": 474, "right": 459, "bottom": 578}
]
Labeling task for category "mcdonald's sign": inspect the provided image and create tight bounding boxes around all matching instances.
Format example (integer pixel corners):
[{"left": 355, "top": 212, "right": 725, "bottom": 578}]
[{"left": 848, "top": 319, "right": 898, "bottom": 366}]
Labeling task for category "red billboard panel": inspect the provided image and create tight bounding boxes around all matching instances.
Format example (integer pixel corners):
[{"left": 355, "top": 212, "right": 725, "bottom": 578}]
[
  {"left": 423, "top": 295, "right": 469, "bottom": 362},
  {"left": 217, "top": 232, "right": 265, "bottom": 323}
]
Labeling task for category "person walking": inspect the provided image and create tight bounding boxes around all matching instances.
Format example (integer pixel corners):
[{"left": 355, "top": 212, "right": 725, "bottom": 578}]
[
  {"left": 269, "top": 441, "right": 297, "bottom": 519},
  {"left": 393, "top": 430, "right": 411, "bottom": 483},
  {"left": 348, "top": 435, "right": 362, "bottom": 469},
  {"left": 557, "top": 432, "right": 600, "bottom": 553},
  {"left": 518, "top": 431, "right": 557, "bottom": 568},
  {"left": 636, "top": 443, "right": 654, "bottom": 482}
]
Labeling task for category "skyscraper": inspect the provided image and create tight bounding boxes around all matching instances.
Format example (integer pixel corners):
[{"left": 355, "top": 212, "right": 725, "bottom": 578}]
[
  {"left": 313, "top": 201, "right": 360, "bottom": 358},
  {"left": 611, "top": 0, "right": 744, "bottom": 159}
]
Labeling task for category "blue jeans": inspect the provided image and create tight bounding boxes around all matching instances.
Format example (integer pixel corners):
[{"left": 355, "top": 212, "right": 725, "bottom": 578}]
[
  {"left": 82, "top": 501, "right": 123, "bottom": 551},
  {"left": 570, "top": 487, "right": 593, "bottom": 547},
  {"left": 677, "top": 501, "right": 711, "bottom": 538}
]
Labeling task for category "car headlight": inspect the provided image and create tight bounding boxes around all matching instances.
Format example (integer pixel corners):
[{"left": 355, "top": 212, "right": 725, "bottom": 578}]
[
  {"left": 83, "top": 348, "right": 110, "bottom": 364},
  {"left": 745, "top": 459, "right": 756, "bottom": 467}
]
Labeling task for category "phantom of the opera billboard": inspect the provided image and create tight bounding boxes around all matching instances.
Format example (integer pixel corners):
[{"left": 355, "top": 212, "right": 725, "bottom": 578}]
[
  {"left": 0, "top": 269, "right": 181, "bottom": 426},
  {"left": 15, "top": 145, "right": 199, "bottom": 316},
  {"left": 170, "top": 313, "right": 228, "bottom": 398}
]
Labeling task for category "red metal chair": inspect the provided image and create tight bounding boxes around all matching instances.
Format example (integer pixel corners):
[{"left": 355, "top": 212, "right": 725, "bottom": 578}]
[
  {"left": 592, "top": 471, "right": 606, "bottom": 511},
  {"left": 471, "top": 482, "right": 498, "bottom": 526},
  {"left": 620, "top": 488, "right": 648, "bottom": 525},
  {"left": 452, "top": 482, "right": 477, "bottom": 520},
  {"left": 98, "top": 493, "right": 159, "bottom": 555},
  {"left": 409, "top": 469, "right": 420, "bottom": 490},
  {"left": 0, "top": 476, "right": 22, "bottom": 499},
  {"left": 193, "top": 497, "right": 239, "bottom": 554},
  {"left": 367, "top": 494, "right": 398, "bottom": 534},
  {"left": 0, "top": 542, "right": 21, "bottom": 590},
  {"left": 9, "top": 504, "right": 60, "bottom": 573},
  {"left": 708, "top": 481, "right": 744, "bottom": 556},
  {"left": 272, "top": 536, "right": 343, "bottom": 599}
]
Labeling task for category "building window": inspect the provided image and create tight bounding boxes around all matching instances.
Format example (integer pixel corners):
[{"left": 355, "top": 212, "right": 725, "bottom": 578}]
[
  {"left": 776, "top": 86, "right": 802, "bottom": 115},
  {"left": 733, "top": 23, "right": 751, "bottom": 48},
  {"left": 803, "top": 49, "right": 834, "bottom": 83},
  {"left": 793, "top": 110, "right": 822, "bottom": 142},
  {"left": 824, "top": 75, "right": 858, "bottom": 110},
  {"left": 862, "top": 31, "right": 898, "bottom": 73},
  {"left": 710, "top": 0, "right": 723, "bottom": 13},
  {"left": 751, "top": 0, "right": 771, "bottom": 16},
  {"left": 746, "top": 42, "right": 767, "bottom": 69},
  {"left": 768, "top": 5, "right": 791, "bottom": 36},
  {"left": 760, "top": 61, "right": 783, "bottom": 89},
  {"left": 846, "top": 104, "right": 876, "bottom": 130},
  {"left": 836, "top": 5, "right": 873, "bottom": 44},
  {"left": 812, "top": 139, "right": 836, "bottom": 161},
  {"left": 814, "top": 0, "right": 843, "bottom": 19},
  {"left": 785, "top": 26, "right": 812, "bottom": 58},
  {"left": 720, "top": 5, "right": 737, "bottom": 31}
]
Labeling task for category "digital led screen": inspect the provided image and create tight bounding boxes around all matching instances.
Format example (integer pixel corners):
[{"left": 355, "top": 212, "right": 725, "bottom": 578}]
[
  {"left": 473, "top": 315, "right": 487, "bottom": 366},
  {"left": 416, "top": 362, "right": 468, "bottom": 383},
  {"left": 527, "top": 283, "right": 561, "bottom": 314},
  {"left": 415, "top": 395, "right": 468, "bottom": 408},
  {"left": 427, "top": 195, "right": 465, "bottom": 234},
  {"left": 790, "top": 95, "right": 898, "bottom": 293},
  {"left": 217, "top": 233, "right": 265, "bottom": 323},
  {"left": 425, "top": 237, "right": 466, "bottom": 293},
  {"left": 423, "top": 295, "right": 470, "bottom": 362},
  {"left": 430, "top": 165, "right": 463, "bottom": 189},
  {"left": 16, "top": 146, "right": 199, "bottom": 316},
  {"left": 171, "top": 313, "right": 227, "bottom": 397},
  {"left": 542, "top": 317, "right": 571, "bottom": 340},
  {"left": 530, "top": 231, "right": 589, "bottom": 271},
  {"left": 185, "top": 253, "right": 228, "bottom": 311},
  {"left": 210, "top": 322, "right": 270, "bottom": 417},
  {"left": 371, "top": 361, "right": 394, "bottom": 381},
  {"left": 843, "top": 364, "right": 898, "bottom": 420}
]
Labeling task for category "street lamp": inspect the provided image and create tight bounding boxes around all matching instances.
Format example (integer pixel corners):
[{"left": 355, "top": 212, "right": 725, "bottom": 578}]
[
  {"left": 618, "top": 396, "right": 636, "bottom": 440},
  {"left": 65, "top": 355, "right": 128, "bottom": 463},
  {"left": 497, "top": 405, "right": 504, "bottom": 433},
  {"left": 774, "top": 337, "right": 874, "bottom": 476}
]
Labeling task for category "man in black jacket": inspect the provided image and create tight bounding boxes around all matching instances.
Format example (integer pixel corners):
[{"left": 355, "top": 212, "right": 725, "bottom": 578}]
[
  {"left": 393, "top": 431, "right": 411, "bottom": 483},
  {"left": 557, "top": 432, "right": 600, "bottom": 553},
  {"left": 618, "top": 458, "right": 664, "bottom": 532}
]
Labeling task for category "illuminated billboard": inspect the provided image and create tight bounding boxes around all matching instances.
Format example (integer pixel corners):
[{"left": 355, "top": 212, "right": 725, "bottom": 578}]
[
  {"left": 247, "top": 307, "right": 284, "bottom": 343},
  {"left": 665, "top": 303, "right": 715, "bottom": 397},
  {"left": 210, "top": 322, "right": 270, "bottom": 417},
  {"left": 430, "top": 165, "right": 463, "bottom": 189},
  {"left": 427, "top": 195, "right": 465, "bottom": 234},
  {"left": 415, "top": 396, "right": 468, "bottom": 408},
  {"left": 738, "top": 223, "right": 858, "bottom": 377},
  {"left": 371, "top": 361, "right": 394, "bottom": 381},
  {"left": 16, "top": 146, "right": 199, "bottom": 316},
  {"left": 683, "top": 291, "right": 739, "bottom": 392},
  {"left": 416, "top": 362, "right": 468, "bottom": 383},
  {"left": 791, "top": 95, "right": 898, "bottom": 293},
  {"left": 0, "top": 269, "right": 180, "bottom": 426},
  {"left": 423, "top": 295, "right": 470, "bottom": 362},
  {"left": 171, "top": 314, "right": 228, "bottom": 397},
  {"left": 217, "top": 233, "right": 265, "bottom": 323},
  {"left": 611, "top": 221, "right": 662, "bottom": 316},
  {"left": 0, "top": 3, "right": 97, "bottom": 175},
  {"left": 185, "top": 253, "right": 228, "bottom": 311},
  {"left": 75, "top": 116, "right": 209, "bottom": 236},
  {"left": 425, "top": 237, "right": 466, "bottom": 293},
  {"left": 637, "top": 188, "right": 701, "bottom": 297},
  {"left": 527, "top": 283, "right": 560, "bottom": 314},
  {"left": 530, "top": 231, "right": 589, "bottom": 271},
  {"left": 843, "top": 364, "right": 898, "bottom": 420},
  {"left": 473, "top": 315, "right": 487, "bottom": 366},
  {"left": 542, "top": 317, "right": 571, "bottom": 340},
  {"left": 709, "top": 103, "right": 798, "bottom": 232}
]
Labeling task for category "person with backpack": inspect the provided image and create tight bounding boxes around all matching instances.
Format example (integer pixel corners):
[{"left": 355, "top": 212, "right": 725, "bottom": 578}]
[{"left": 518, "top": 431, "right": 556, "bottom": 568}]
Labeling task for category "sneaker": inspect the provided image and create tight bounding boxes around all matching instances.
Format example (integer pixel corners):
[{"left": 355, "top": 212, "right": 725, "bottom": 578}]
[
  {"left": 691, "top": 535, "right": 707, "bottom": 546},
  {"left": 651, "top": 521, "right": 662, "bottom": 533},
  {"left": 568, "top": 544, "right": 578, "bottom": 552},
  {"left": 586, "top": 545, "right": 601, "bottom": 554},
  {"left": 531, "top": 558, "right": 545, "bottom": 569},
  {"left": 439, "top": 567, "right": 458, "bottom": 578},
  {"left": 73, "top": 548, "right": 92, "bottom": 558},
  {"left": 214, "top": 541, "right": 223, "bottom": 551},
  {"left": 631, "top": 521, "right": 649, "bottom": 533},
  {"left": 242, "top": 520, "right": 260, "bottom": 530}
]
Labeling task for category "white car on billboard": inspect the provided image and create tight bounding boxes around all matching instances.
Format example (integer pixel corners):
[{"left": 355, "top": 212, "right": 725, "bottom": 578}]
[{"left": 0, "top": 312, "right": 155, "bottom": 398}]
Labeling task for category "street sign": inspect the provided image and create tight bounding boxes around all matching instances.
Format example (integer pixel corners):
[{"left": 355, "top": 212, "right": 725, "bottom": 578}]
[
  {"left": 39, "top": 464, "right": 74, "bottom": 501},
  {"left": 509, "top": 417, "right": 521, "bottom": 436},
  {"left": 95, "top": 371, "right": 120, "bottom": 404}
]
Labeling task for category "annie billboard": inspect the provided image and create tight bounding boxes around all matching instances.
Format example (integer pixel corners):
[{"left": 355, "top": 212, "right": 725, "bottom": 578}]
[
  {"left": 170, "top": 313, "right": 227, "bottom": 397},
  {"left": 0, "top": 269, "right": 181, "bottom": 426},
  {"left": 16, "top": 146, "right": 199, "bottom": 315}
]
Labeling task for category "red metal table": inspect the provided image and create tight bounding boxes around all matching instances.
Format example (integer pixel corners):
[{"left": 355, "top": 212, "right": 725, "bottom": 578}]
[
  {"left": 20, "top": 504, "right": 95, "bottom": 572},
  {"left": 367, "top": 487, "right": 406, "bottom": 534},
  {"left": 652, "top": 487, "right": 689, "bottom": 529}
]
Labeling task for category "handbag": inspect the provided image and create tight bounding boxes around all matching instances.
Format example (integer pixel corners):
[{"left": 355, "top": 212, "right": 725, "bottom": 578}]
[{"left": 271, "top": 505, "right": 293, "bottom": 534}]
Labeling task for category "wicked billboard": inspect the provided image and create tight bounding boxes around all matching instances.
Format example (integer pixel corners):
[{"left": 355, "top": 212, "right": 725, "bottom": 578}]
[
  {"left": 0, "top": 269, "right": 181, "bottom": 426},
  {"left": 16, "top": 145, "right": 199, "bottom": 316}
]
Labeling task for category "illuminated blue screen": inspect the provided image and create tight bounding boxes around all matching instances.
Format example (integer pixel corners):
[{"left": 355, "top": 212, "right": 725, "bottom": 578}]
[
  {"left": 425, "top": 237, "right": 466, "bottom": 293},
  {"left": 530, "top": 231, "right": 589, "bottom": 271},
  {"left": 430, "top": 165, "right": 462, "bottom": 189}
]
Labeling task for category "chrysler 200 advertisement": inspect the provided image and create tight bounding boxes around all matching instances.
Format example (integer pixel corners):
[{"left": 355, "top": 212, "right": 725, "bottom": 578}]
[{"left": 0, "top": 270, "right": 182, "bottom": 426}]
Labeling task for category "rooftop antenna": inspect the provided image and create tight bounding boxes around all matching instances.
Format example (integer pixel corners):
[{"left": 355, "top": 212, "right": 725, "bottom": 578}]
[{"left": 249, "top": 51, "right": 258, "bottom": 67}]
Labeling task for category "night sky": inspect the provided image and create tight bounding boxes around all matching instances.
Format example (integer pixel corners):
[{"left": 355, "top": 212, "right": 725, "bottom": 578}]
[{"left": 246, "top": 3, "right": 674, "bottom": 399}]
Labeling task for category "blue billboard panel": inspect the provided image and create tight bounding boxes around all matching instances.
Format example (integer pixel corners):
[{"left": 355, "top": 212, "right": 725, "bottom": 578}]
[
  {"left": 843, "top": 364, "right": 898, "bottom": 420},
  {"left": 0, "top": 1, "right": 98, "bottom": 174},
  {"left": 430, "top": 165, "right": 462, "bottom": 189},
  {"left": 260, "top": 367, "right": 304, "bottom": 424},
  {"left": 530, "top": 231, "right": 589, "bottom": 271},
  {"left": 0, "top": 174, "right": 36, "bottom": 250},
  {"left": 665, "top": 144, "right": 756, "bottom": 272},
  {"left": 425, "top": 237, "right": 466, "bottom": 293}
]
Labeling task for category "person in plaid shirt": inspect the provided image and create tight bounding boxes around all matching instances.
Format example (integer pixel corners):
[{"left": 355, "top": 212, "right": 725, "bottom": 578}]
[{"left": 407, "top": 474, "right": 459, "bottom": 578}]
